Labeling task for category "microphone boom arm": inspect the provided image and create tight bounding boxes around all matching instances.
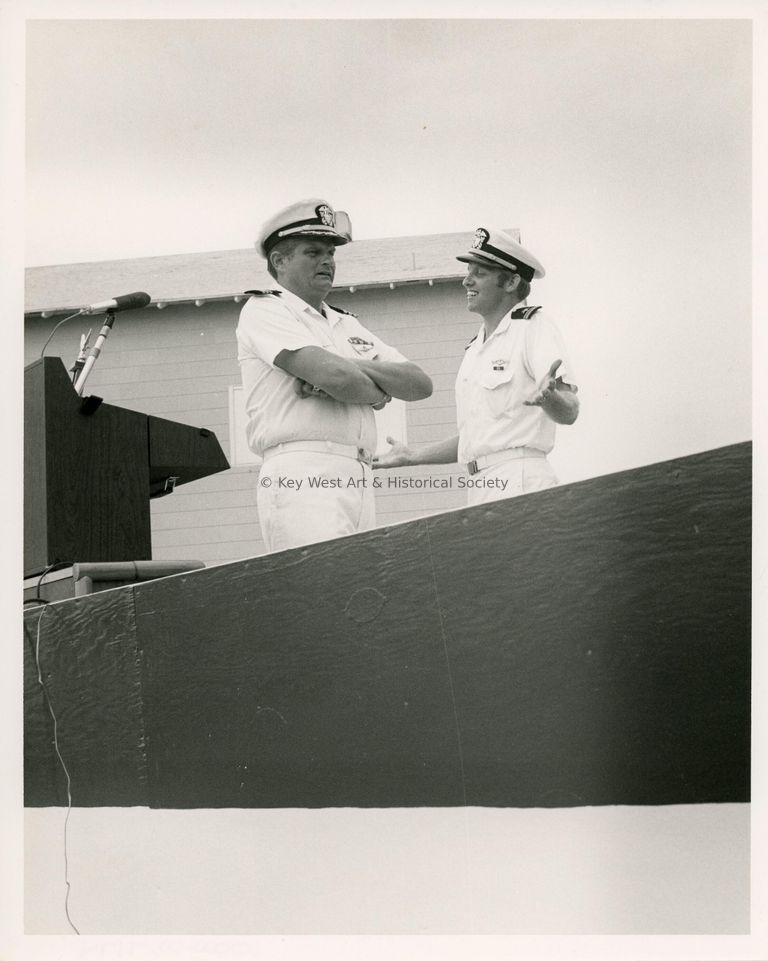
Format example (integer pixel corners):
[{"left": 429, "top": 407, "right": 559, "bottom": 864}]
[{"left": 73, "top": 312, "right": 116, "bottom": 396}]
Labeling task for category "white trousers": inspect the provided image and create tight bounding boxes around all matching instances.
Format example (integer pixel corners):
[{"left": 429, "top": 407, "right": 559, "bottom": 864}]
[
  {"left": 257, "top": 450, "right": 375, "bottom": 553},
  {"left": 465, "top": 456, "right": 558, "bottom": 507}
]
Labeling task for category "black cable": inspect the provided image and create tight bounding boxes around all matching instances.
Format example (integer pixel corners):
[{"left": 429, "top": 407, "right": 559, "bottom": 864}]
[{"left": 24, "top": 561, "right": 72, "bottom": 606}]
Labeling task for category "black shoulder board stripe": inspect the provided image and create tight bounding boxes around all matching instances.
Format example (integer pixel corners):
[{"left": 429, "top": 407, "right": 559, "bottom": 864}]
[
  {"left": 327, "top": 303, "right": 358, "bottom": 318},
  {"left": 465, "top": 334, "right": 478, "bottom": 350},
  {"left": 510, "top": 305, "right": 542, "bottom": 320},
  {"left": 243, "top": 289, "right": 281, "bottom": 297}
]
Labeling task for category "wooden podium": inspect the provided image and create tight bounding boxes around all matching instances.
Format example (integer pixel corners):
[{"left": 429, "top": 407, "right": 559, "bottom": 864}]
[{"left": 24, "top": 357, "right": 230, "bottom": 577}]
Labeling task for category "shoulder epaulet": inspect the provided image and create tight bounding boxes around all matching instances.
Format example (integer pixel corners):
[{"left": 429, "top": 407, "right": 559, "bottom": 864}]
[
  {"left": 510, "top": 305, "right": 542, "bottom": 320},
  {"left": 465, "top": 334, "right": 478, "bottom": 350},
  {"left": 327, "top": 303, "right": 358, "bottom": 318},
  {"left": 243, "top": 289, "right": 282, "bottom": 297}
]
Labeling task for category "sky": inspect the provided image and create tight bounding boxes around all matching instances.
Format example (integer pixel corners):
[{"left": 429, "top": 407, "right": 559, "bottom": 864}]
[{"left": 15, "top": 9, "right": 758, "bottom": 490}]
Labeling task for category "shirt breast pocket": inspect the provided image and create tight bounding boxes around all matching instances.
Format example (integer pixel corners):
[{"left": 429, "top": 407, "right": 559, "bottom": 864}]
[
  {"left": 477, "top": 366, "right": 516, "bottom": 417},
  {"left": 347, "top": 337, "right": 379, "bottom": 360}
]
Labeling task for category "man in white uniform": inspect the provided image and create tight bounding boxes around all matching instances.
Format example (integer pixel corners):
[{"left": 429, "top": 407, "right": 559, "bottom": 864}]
[
  {"left": 237, "top": 198, "right": 432, "bottom": 551},
  {"left": 375, "top": 227, "right": 578, "bottom": 505}
]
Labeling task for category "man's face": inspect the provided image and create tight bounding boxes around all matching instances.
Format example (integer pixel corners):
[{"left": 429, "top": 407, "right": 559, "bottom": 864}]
[
  {"left": 462, "top": 262, "right": 514, "bottom": 317},
  {"left": 275, "top": 239, "right": 337, "bottom": 302}
]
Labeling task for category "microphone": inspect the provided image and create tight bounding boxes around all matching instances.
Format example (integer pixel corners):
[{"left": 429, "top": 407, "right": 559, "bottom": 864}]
[
  {"left": 72, "top": 292, "right": 151, "bottom": 396},
  {"left": 82, "top": 291, "right": 151, "bottom": 314}
]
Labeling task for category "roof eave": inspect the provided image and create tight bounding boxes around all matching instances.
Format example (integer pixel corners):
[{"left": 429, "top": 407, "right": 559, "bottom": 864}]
[{"left": 24, "top": 273, "right": 464, "bottom": 317}]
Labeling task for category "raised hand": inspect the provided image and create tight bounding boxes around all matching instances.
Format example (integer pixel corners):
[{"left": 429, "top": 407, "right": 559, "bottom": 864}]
[{"left": 524, "top": 359, "right": 568, "bottom": 407}]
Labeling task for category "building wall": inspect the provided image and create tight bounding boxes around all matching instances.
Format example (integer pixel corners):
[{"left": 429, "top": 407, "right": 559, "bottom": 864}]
[{"left": 24, "top": 280, "right": 476, "bottom": 566}]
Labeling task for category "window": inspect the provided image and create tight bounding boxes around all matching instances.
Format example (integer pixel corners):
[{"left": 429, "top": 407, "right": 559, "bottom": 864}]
[{"left": 228, "top": 386, "right": 261, "bottom": 466}]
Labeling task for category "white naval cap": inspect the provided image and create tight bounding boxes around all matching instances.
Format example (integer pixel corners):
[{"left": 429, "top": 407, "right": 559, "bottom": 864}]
[
  {"left": 256, "top": 198, "right": 353, "bottom": 258},
  {"left": 456, "top": 227, "right": 545, "bottom": 281}
]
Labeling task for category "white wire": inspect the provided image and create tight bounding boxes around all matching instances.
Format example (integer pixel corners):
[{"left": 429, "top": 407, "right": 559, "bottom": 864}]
[
  {"left": 33, "top": 604, "right": 81, "bottom": 935},
  {"left": 39, "top": 309, "right": 85, "bottom": 359}
]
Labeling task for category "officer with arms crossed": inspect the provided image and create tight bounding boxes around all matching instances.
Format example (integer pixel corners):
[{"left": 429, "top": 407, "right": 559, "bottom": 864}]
[
  {"left": 375, "top": 227, "right": 578, "bottom": 504},
  {"left": 237, "top": 198, "right": 433, "bottom": 552}
]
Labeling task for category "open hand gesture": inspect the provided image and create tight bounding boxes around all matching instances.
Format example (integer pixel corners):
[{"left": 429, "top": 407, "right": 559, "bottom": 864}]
[
  {"left": 524, "top": 359, "right": 573, "bottom": 407},
  {"left": 373, "top": 436, "right": 412, "bottom": 469}
]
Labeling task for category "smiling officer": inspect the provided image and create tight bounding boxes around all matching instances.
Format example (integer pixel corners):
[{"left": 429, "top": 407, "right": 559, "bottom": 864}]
[
  {"left": 236, "top": 198, "right": 432, "bottom": 552},
  {"left": 375, "top": 226, "right": 579, "bottom": 504}
]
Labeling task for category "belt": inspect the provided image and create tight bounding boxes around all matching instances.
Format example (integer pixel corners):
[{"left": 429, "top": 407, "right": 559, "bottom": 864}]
[
  {"left": 466, "top": 447, "right": 545, "bottom": 476},
  {"left": 263, "top": 440, "right": 373, "bottom": 466}
]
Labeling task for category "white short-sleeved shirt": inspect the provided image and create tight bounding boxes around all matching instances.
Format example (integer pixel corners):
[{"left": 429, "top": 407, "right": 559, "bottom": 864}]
[
  {"left": 455, "top": 307, "right": 575, "bottom": 464},
  {"left": 236, "top": 283, "right": 407, "bottom": 456}
]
